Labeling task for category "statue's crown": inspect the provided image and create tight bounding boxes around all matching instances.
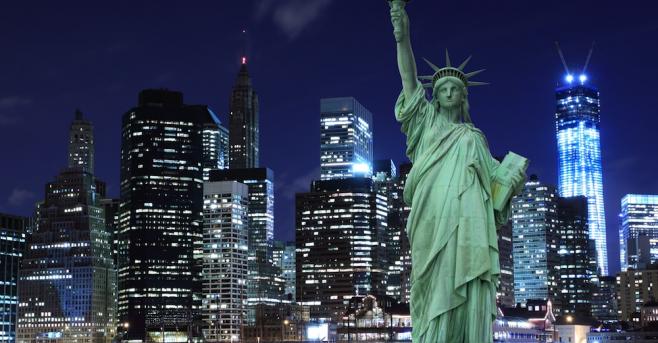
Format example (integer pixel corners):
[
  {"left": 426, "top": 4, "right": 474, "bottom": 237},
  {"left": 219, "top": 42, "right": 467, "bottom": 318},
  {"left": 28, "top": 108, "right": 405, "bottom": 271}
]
[{"left": 420, "top": 50, "right": 488, "bottom": 89}]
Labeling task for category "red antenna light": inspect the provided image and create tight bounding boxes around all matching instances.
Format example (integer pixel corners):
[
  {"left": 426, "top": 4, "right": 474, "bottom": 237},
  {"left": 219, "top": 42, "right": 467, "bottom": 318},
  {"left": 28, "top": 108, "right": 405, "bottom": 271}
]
[{"left": 242, "top": 56, "right": 247, "bottom": 65}]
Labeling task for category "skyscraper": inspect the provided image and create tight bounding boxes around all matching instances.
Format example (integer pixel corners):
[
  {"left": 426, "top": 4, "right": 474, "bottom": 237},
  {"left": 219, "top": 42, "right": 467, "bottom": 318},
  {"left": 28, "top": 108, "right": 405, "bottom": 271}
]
[
  {"left": 209, "top": 169, "right": 284, "bottom": 314},
  {"left": 201, "top": 107, "right": 229, "bottom": 180},
  {"left": 229, "top": 57, "right": 259, "bottom": 169},
  {"left": 296, "top": 177, "right": 387, "bottom": 320},
  {"left": 619, "top": 194, "right": 658, "bottom": 271},
  {"left": 273, "top": 241, "right": 297, "bottom": 300},
  {"left": 497, "top": 220, "right": 515, "bottom": 308},
  {"left": 202, "top": 181, "right": 249, "bottom": 342},
  {"left": 555, "top": 75, "right": 608, "bottom": 275},
  {"left": 556, "top": 196, "right": 597, "bottom": 315},
  {"left": 0, "top": 213, "right": 27, "bottom": 342},
  {"left": 320, "top": 97, "right": 373, "bottom": 180},
  {"left": 68, "top": 109, "right": 94, "bottom": 173},
  {"left": 17, "top": 114, "right": 115, "bottom": 342},
  {"left": 118, "top": 89, "right": 211, "bottom": 341},
  {"left": 373, "top": 160, "right": 411, "bottom": 303},
  {"left": 512, "top": 176, "right": 560, "bottom": 310}
]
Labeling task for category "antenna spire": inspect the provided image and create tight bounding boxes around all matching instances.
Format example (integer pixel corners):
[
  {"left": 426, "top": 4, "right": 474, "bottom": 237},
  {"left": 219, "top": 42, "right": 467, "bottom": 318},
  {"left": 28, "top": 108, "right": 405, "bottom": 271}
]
[
  {"left": 582, "top": 41, "right": 595, "bottom": 74},
  {"left": 554, "top": 41, "right": 570, "bottom": 75}
]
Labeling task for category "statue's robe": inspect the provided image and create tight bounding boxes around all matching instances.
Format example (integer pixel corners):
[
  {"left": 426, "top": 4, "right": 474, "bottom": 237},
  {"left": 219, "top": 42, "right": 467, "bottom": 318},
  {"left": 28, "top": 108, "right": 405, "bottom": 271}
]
[{"left": 396, "top": 84, "right": 512, "bottom": 342}]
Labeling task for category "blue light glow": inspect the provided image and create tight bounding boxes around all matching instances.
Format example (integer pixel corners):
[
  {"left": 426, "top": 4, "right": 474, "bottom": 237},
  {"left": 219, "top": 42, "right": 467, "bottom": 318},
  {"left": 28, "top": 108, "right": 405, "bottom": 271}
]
[
  {"left": 565, "top": 74, "right": 574, "bottom": 83},
  {"left": 579, "top": 74, "right": 587, "bottom": 83}
]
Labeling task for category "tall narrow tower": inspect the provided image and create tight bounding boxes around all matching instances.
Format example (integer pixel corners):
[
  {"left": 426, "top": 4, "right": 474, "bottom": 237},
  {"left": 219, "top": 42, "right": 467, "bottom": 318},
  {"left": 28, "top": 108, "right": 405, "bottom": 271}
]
[
  {"left": 229, "top": 57, "right": 259, "bottom": 169},
  {"left": 68, "top": 109, "right": 94, "bottom": 173},
  {"left": 555, "top": 69, "right": 607, "bottom": 275}
]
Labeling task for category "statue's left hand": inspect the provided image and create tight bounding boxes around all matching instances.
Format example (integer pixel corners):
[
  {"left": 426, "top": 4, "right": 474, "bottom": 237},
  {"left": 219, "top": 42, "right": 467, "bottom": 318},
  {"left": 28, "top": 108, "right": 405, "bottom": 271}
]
[{"left": 511, "top": 170, "right": 526, "bottom": 195}]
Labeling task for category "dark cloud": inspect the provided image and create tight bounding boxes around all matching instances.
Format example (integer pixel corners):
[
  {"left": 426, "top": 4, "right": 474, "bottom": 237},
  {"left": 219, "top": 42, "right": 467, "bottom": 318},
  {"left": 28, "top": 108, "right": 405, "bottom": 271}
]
[{"left": 7, "top": 188, "right": 36, "bottom": 207}]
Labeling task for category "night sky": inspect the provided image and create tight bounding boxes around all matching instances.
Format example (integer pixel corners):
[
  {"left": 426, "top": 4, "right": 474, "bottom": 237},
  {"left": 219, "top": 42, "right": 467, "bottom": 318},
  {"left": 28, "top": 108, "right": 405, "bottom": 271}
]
[{"left": 2, "top": 0, "right": 657, "bottom": 274}]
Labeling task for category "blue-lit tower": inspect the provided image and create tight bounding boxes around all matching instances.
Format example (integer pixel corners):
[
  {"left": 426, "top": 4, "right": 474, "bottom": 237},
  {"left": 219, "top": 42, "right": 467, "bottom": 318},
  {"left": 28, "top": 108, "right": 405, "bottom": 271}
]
[{"left": 555, "top": 63, "right": 608, "bottom": 275}]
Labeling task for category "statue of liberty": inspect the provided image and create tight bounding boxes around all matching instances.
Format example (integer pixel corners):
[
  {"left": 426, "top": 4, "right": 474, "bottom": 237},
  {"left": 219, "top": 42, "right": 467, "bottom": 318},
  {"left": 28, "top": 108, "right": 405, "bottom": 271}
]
[{"left": 389, "top": 1, "right": 528, "bottom": 341}]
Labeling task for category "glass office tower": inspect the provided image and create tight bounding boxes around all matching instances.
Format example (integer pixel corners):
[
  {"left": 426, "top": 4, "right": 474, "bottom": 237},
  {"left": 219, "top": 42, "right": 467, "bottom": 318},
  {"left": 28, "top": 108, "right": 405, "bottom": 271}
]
[
  {"left": 0, "top": 214, "right": 27, "bottom": 342},
  {"left": 512, "top": 176, "right": 560, "bottom": 310},
  {"left": 555, "top": 75, "right": 608, "bottom": 275},
  {"left": 320, "top": 97, "right": 373, "bottom": 180},
  {"left": 619, "top": 194, "right": 658, "bottom": 271}
]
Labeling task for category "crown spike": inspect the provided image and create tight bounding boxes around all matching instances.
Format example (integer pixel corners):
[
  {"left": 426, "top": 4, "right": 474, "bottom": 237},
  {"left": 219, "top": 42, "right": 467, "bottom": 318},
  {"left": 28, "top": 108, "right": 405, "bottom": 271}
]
[
  {"left": 468, "top": 81, "right": 489, "bottom": 86},
  {"left": 445, "top": 49, "right": 452, "bottom": 68},
  {"left": 458, "top": 55, "right": 472, "bottom": 71},
  {"left": 465, "top": 69, "right": 485, "bottom": 78},
  {"left": 423, "top": 58, "right": 441, "bottom": 72}
]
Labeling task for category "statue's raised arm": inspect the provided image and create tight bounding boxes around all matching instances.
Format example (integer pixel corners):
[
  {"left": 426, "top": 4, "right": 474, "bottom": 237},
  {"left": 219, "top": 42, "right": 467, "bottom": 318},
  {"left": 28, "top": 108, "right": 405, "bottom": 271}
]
[{"left": 389, "top": 0, "right": 419, "bottom": 100}]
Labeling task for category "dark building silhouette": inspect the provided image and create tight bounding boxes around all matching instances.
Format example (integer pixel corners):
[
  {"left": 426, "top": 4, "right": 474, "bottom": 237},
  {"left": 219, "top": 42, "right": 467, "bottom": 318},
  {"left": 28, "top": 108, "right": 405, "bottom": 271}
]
[
  {"left": 0, "top": 213, "right": 27, "bottom": 342},
  {"left": 17, "top": 112, "right": 115, "bottom": 342},
  {"left": 556, "top": 196, "right": 596, "bottom": 316},
  {"left": 296, "top": 177, "right": 387, "bottom": 320},
  {"left": 229, "top": 58, "right": 259, "bottom": 169},
  {"left": 118, "top": 89, "right": 215, "bottom": 341},
  {"left": 497, "top": 220, "right": 515, "bottom": 308}
]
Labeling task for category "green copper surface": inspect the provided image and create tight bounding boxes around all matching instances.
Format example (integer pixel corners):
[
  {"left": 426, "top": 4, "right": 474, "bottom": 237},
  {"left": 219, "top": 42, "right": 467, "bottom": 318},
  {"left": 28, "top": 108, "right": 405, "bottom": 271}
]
[{"left": 390, "top": 1, "right": 527, "bottom": 342}]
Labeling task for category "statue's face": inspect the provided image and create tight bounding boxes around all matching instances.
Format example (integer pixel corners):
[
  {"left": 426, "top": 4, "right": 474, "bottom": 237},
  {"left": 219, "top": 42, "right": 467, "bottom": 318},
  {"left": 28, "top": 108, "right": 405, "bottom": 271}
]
[{"left": 435, "top": 80, "right": 463, "bottom": 109}]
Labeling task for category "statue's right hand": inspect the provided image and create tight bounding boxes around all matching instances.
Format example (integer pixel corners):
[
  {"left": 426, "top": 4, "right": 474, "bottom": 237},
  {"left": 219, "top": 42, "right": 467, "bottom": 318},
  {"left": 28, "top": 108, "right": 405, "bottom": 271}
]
[{"left": 389, "top": 2, "right": 409, "bottom": 43}]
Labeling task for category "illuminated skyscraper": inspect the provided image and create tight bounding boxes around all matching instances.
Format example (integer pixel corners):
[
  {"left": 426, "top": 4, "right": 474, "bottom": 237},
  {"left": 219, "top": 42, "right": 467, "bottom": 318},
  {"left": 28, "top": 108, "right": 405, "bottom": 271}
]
[
  {"left": 0, "top": 213, "right": 27, "bottom": 342},
  {"left": 497, "top": 220, "right": 515, "bottom": 308},
  {"left": 320, "top": 97, "right": 373, "bottom": 180},
  {"left": 296, "top": 178, "right": 387, "bottom": 320},
  {"left": 273, "top": 241, "right": 296, "bottom": 300},
  {"left": 202, "top": 181, "right": 249, "bottom": 342},
  {"left": 118, "top": 90, "right": 211, "bottom": 341},
  {"left": 619, "top": 194, "right": 658, "bottom": 271},
  {"left": 555, "top": 74, "right": 608, "bottom": 275},
  {"left": 512, "top": 176, "right": 560, "bottom": 310},
  {"left": 17, "top": 114, "right": 115, "bottom": 342},
  {"left": 229, "top": 57, "right": 259, "bottom": 169},
  {"left": 209, "top": 169, "right": 285, "bottom": 317}
]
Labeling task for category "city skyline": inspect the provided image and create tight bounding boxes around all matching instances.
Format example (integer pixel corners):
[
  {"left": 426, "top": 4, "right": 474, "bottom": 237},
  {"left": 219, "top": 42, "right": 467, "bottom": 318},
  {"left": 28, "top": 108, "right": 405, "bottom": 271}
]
[{"left": 2, "top": 1, "right": 658, "bottom": 274}]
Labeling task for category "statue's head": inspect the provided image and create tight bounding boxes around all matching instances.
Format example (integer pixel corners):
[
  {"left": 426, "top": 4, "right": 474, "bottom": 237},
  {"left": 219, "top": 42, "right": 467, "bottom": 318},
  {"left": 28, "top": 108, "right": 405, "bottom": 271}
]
[{"left": 419, "top": 50, "right": 488, "bottom": 122}]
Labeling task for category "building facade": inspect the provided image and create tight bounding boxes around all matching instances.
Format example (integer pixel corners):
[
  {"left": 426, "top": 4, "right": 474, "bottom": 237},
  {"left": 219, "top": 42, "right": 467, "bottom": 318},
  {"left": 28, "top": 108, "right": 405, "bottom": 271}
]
[
  {"left": 229, "top": 58, "right": 259, "bottom": 169},
  {"left": 320, "top": 97, "right": 373, "bottom": 180},
  {"left": 617, "top": 266, "right": 658, "bottom": 325},
  {"left": 512, "top": 176, "right": 560, "bottom": 309},
  {"left": 296, "top": 178, "right": 387, "bottom": 320},
  {"left": 497, "top": 220, "right": 515, "bottom": 308},
  {"left": 619, "top": 194, "right": 658, "bottom": 271},
  {"left": 118, "top": 89, "right": 210, "bottom": 341},
  {"left": 591, "top": 275, "right": 618, "bottom": 323},
  {"left": 0, "top": 214, "right": 27, "bottom": 342},
  {"left": 202, "top": 181, "right": 249, "bottom": 342},
  {"left": 555, "top": 78, "right": 608, "bottom": 275},
  {"left": 556, "top": 196, "right": 597, "bottom": 315},
  {"left": 68, "top": 109, "right": 94, "bottom": 173}
]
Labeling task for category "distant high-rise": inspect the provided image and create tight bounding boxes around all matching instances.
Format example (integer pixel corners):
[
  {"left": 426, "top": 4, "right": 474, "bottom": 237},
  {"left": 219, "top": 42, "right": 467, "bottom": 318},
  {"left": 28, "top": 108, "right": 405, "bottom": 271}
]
[
  {"left": 202, "top": 181, "right": 249, "bottom": 342},
  {"left": 273, "top": 241, "right": 296, "bottom": 300},
  {"left": 18, "top": 114, "right": 115, "bottom": 342},
  {"left": 497, "top": 220, "right": 515, "bottom": 308},
  {"left": 556, "top": 196, "right": 597, "bottom": 315},
  {"left": 229, "top": 57, "right": 259, "bottom": 169},
  {"left": 0, "top": 214, "right": 27, "bottom": 343},
  {"left": 202, "top": 107, "right": 229, "bottom": 180},
  {"left": 512, "top": 176, "right": 560, "bottom": 309},
  {"left": 296, "top": 178, "right": 387, "bottom": 320},
  {"left": 556, "top": 74, "right": 608, "bottom": 275},
  {"left": 373, "top": 160, "right": 411, "bottom": 303},
  {"left": 320, "top": 97, "right": 373, "bottom": 180},
  {"left": 118, "top": 89, "right": 212, "bottom": 340},
  {"left": 209, "top": 169, "right": 284, "bottom": 313},
  {"left": 619, "top": 194, "right": 658, "bottom": 271},
  {"left": 591, "top": 275, "right": 618, "bottom": 323},
  {"left": 68, "top": 109, "right": 94, "bottom": 173}
]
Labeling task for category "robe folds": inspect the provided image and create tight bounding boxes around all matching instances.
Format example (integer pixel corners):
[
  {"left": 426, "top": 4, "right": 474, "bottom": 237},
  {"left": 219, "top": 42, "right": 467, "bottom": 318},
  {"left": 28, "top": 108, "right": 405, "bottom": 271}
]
[{"left": 395, "top": 84, "right": 512, "bottom": 343}]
